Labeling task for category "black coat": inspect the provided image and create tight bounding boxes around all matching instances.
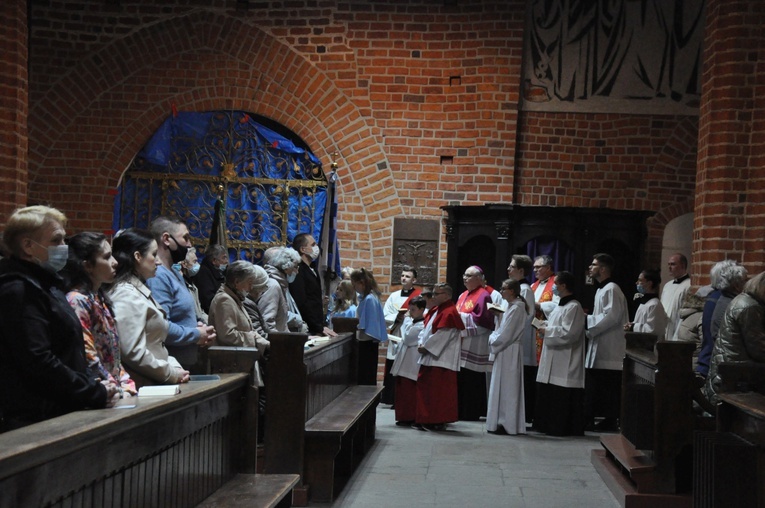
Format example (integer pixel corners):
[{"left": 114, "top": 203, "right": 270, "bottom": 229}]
[
  {"left": 289, "top": 262, "right": 325, "bottom": 334},
  {"left": 0, "top": 257, "right": 106, "bottom": 432},
  {"left": 193, "top": 257, "right": 225, "bottom": 313}
]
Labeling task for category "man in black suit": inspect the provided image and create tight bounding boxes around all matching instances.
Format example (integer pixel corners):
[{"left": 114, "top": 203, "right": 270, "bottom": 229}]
[{"left": 289, "top": 233, "right": 335, "bottom": 336}]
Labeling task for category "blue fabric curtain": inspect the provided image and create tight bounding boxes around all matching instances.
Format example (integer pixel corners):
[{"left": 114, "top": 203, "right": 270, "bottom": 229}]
[{"left": 114, "top": 111, "right": 335, "bottom": 265}]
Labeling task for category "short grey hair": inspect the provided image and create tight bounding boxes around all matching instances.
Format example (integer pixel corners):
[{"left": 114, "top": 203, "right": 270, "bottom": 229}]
[
  {"left": 270, "top": 247, "right": 301, "bottom": 272},
  {"left": 225, "top": 260, "right": 260, "bottom": 285},
  {"left": 711, "top": 260, "right": 748, "bottom": 291}
]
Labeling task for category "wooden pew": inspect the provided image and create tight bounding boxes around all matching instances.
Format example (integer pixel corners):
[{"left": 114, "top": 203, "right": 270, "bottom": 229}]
[
  {"left": 263, "top": 318, "right": 383, "bottom": 504},
  {"left": 591, "top": 334, "right": 697, "bottom": 508},
  {"left": 0, "top": 373, "right": 299, "bottom": 508},
  {"left": 693, "top": 361, "right": 765, "bottom": 508}
]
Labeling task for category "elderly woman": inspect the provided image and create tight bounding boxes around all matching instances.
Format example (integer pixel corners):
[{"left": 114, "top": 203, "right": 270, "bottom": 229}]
[
  {"left": 209, "top": 261, "right": 269, "bottom": 348},
  {"left": 703, "top": 271, "right": 765, "bottom": 406},
  {"left": 697, "top": 260, "right": 749, "bottom": 378},
  {"left": 64, "top": 232, "right": 136, "bottom": 398},
  {"left": 109, "top": 228, "right": 189, "bottom": 387},
  {"left": 259, "top": 246, "right": 306, "bottom": 333},
  {"left": 0, "top": 206, "right": 118, "bottom": 431},
  {"left": 208, "top": 260, "right": 271, "bottom": 386}
]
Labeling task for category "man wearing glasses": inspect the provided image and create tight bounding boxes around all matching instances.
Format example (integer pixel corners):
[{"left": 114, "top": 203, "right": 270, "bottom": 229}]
[
  {"left": 415, "top": 284, "right": 465, "bottom": 431},
  {"left": 455, "top": 266, "right": 495, "bottom": 421},
  {"left": 530, "top": 255, "right": 559, "bottom": 367}
]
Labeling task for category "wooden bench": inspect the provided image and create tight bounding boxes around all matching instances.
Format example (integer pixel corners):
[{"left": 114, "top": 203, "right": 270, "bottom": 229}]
[
  {"left": 262, "top": 318, "right": 382, "bottom": 504},
  {"left": 0, "top": 373, "right": 298, "bottom": 508},
  {"left": 591, "top": 335, "right": 698, "bottom": 508},
  {"left": 693, "top": 361, "right": 765, "bottom": 508}
]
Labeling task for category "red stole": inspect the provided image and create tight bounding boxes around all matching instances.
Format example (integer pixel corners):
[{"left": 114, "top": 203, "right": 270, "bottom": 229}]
[{"left": 399, "top": 288, "right": 422, "bottom": 310}]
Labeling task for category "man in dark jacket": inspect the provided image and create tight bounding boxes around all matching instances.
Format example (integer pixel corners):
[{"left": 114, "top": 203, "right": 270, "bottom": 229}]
[
  {"left": 289, "top": 233, "right": 330, "bottom": 335},
  {"left": 194, "top": 244, "right": 227, "bottom": 313}
]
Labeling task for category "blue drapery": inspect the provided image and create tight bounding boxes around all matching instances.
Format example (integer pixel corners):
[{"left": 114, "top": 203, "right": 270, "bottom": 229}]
[{"left": 114, "top": 111, "right": 340, "bottom": 271}]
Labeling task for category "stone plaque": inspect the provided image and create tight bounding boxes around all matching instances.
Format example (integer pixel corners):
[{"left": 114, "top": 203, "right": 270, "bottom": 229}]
[{"left": 391, "top": 218, "right": 440, "bottom": 286}]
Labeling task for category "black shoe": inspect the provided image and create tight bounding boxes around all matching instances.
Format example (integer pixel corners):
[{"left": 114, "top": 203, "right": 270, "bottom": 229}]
[
  {"left": 395, "top": 420, "right": 414, "bottom": 427},
  {"left": 423, "top": 424, "right": 445, "bottom": 432},
  {"left": 487, "top": 426, "right": 508, "bottom": 435},
  {"left": 411, "top": 423, "right": 425, "bottom": 431}
]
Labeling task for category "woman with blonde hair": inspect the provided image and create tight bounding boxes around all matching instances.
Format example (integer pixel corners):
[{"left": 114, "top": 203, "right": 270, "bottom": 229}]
[
  {"left": 0, "top": 206, "right": 118, "bottom": 431},
  {"left": 329, "top": 280, "right": 358, "bottom": 324}
]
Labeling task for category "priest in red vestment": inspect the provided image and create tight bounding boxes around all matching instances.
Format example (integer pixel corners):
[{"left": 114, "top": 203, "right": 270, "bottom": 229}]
[{"left": 456, "top": 265, "right": 494, "bottom": 421}]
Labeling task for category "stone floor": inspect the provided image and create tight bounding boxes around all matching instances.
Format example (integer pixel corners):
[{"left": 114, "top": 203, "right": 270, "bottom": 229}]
[{"left": 324, "top": 405, "right": 620, "bottom": 508}]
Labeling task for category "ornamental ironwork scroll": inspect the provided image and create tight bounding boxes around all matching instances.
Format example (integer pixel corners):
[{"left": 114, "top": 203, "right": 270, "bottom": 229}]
[{"left": 114, "top": 111, "right": 327, "bottom": 263}]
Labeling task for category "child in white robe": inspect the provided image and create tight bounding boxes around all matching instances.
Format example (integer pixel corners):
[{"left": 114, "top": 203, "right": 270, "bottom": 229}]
[{"left": 486, "top": 278, "right": 528, "bottom": 435}]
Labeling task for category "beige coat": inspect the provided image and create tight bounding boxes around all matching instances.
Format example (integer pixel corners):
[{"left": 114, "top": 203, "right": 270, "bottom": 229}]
[
  {"left": 209, "top": 285, "right": 270, "bottom": 385},
  {"left": 109, "top": 276, "right": 184, "bottom": 386}
]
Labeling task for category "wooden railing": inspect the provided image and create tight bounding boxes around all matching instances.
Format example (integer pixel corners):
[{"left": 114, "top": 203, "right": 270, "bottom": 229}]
[{"left": 0, "top": 374, "right": 255, "bottom": 508}]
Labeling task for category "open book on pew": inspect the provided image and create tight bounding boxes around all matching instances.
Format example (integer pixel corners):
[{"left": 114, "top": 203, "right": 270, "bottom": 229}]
[{"left": 138, "top": 385, "right": 181, "bottom": 397}]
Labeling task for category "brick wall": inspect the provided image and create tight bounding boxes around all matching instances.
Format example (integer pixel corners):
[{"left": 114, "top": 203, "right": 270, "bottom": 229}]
[
  {"left": 694, "top": 0, "right": 765, "bottom": 281},
  {"left": 15, "top": 0, "right": 748, "bottom": 291},
  {"left": 0, "top": 1, "right": 29, "bottom": 223}
]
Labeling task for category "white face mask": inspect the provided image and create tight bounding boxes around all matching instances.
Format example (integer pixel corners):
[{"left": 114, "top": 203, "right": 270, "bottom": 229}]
[
  {"left": 308, "top": 245, "right": 320, "bottom": 261},
  {"left": 287, "top": 271, "right": 298, "bottom": 283}
]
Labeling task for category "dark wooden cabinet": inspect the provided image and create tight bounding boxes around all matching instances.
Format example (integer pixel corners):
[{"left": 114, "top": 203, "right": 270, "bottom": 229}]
[{"left": 442, "top": 205, "right": 653, "bottom": 311}]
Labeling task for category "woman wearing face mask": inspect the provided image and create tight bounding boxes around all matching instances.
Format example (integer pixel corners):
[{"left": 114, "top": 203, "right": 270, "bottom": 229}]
[
  {"left": 259, "top": 246, "right": 306, "bottom": 333},
  {"left": 108, "top": 228, "right": 190, "bottom": 388},
  {"left": 624, "top": 269, "right": 668, "bottom": 338},
  {"left": 208, "top": 261, "right": 271, "bottom": 386},
  {"left": 0, "top": 206, "right": 120, "bottom": 432},
  {"left": 64, "top": 232, "right": 137, "bottom": 398}
]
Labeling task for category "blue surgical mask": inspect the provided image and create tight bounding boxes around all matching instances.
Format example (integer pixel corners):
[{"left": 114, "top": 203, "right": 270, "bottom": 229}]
[
  {"left": 218, "top": 263, "right": 228, "bottom": 272},
  {"left": 44, "top": 244, "right": 69, "bottom": 273},
  {"left": 187, "top": 262, "right": 201, "bottom": 277},
  {"left": 171, "top": 263, "right": 182, "bottom": 273},
  {"left": 551, "top": 284, "right": 559, "bottom": 297},
  {"left": 287, "top": 271, "right": 297, "bottom": 283},
  {"left": 636, "top": 284, "right": 646, "bottom": 294}
]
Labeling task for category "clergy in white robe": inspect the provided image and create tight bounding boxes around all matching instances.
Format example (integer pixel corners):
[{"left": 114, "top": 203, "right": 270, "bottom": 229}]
[
  {"left": 381, "top": 267, "right": 421, "bottom": 405},
  {"left": 660, "top": 253, "right": 691, "bottom": 340},
  {"left": 534, "top": 273, "right": 586, "bottom": 436},
  {"left": 585, "top": 254, "right": 629, "bottom": 429},
  {"left": 486, "top": 279, "right": 528, "bottom": 435},
  {"left": 391, "top": 296, "right": 426, "bottom": 424}
]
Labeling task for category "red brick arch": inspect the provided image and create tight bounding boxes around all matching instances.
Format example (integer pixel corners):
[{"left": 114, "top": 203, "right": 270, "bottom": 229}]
[{"left": 28, "top": 10, "right": 401, "bottom": 266}]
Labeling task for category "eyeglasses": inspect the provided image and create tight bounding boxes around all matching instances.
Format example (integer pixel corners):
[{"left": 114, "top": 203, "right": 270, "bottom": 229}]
[
  {"left": 507, "top": 265, "right": 517, "bottom": 270},
  {"left": 532, "top": 265, "right": 545, "bottom": 270},
  {"left": 433, "top": 291, "right": 447, "bottom": 296},
  {"left": 463, "top": 273, "right": 477, "bottom": 279}
]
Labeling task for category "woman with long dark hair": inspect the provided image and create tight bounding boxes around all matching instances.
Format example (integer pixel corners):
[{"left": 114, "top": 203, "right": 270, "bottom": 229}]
[
  {"left": 108, "top": 228, "right": 189, "bottom": 387},
  {"left": 64, "top": 232, "right": 136, "bottom": 397}
]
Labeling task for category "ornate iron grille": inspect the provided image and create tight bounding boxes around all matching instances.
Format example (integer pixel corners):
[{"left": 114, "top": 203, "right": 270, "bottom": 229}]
[{"left": 114, "top": 111, "right": 327, "bottom": 262}]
